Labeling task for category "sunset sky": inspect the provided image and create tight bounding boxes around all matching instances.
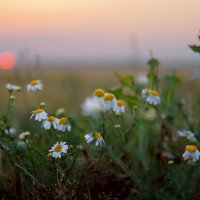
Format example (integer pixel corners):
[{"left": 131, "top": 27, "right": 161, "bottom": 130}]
[{"left": 0, "top": 0, "right": 200, "bottom": 66}]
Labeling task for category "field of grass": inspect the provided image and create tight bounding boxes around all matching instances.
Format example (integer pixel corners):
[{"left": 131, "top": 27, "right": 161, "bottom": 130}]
[{"left": 1, "top": 51, "right": 200, "bottom": 199}]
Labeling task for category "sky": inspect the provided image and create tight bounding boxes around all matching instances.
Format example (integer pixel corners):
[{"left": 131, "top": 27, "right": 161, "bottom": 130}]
[{"left": 0, "top": 0, "right": 200, "bottom": 66}]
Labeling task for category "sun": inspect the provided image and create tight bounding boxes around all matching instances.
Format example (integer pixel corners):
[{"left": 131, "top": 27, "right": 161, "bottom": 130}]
[{"left": 0, "top": 51, "right": 16, "bottom": 70}]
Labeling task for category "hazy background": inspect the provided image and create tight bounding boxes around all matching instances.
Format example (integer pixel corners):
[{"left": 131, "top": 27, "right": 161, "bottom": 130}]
[{"left": 0, "top": 0, "right": 200, "bottom": 68}]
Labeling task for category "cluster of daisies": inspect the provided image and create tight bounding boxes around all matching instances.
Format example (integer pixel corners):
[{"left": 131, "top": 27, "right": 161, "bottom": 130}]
[
  {"left": 6, "top": 80, "right": 200, "bottom": 162},
  {"left": 17, "top": 80, "right": 71, "bottom": 159},
  {"left": 81, "top": 88, "right": 127, "bottom": 148},
  {"left": 82, "top": 88, "right": 125, "bottom": 118}
]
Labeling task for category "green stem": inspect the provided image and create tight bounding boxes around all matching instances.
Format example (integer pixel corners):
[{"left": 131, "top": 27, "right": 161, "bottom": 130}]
[{"left": 25, "top": 141, "right": 37, "bottom": 177}]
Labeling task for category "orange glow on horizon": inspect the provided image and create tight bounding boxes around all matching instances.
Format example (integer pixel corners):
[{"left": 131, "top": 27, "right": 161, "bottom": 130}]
[{"left": 0, "top": 51, "right": 16, "bottom": 70}]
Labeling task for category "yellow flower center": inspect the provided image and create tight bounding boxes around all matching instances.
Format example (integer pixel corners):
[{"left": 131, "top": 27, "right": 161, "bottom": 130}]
[
  {"left": 54, "top": 145, "right": 62, "bottom": 152},
  {"left": 34, "top": 108, "right": 44, "bottom": 114},
  {"left": 59, "top": 117, "right": 69, "bottom": 125},
  {"left": 30, "top": 80, "right": 39, "bottom": 86},
  {"left": 117, "top": 100, "right": 125, "bottom": 107},
  {"left": 93, "top": 89, "right": 105, "bottom": 97},
  {"left": 149, "top": 90, "right": 159, "bottom": 96},
  {"left": 186, "top": 145, "right": 197, "bottom": 153},
  {"left": 184, "top": 131, "right": 190, "bottom": 137},
  {"left": 48, "top": 116, "right": 55, "bottom": 122},
  {"left": 94, "top": 132, "right": 102, "bottom": 139},
  {"left": 104, "top": 93, "right": 115, "bottom": 101}
]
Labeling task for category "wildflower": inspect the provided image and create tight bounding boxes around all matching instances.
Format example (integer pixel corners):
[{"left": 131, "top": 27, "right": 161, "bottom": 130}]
[
  {"left": 140, "top": 108, "right": 157, "bottom": 121},
  {"left": 10, "top": 95, "right": 16, "bottom": 100},
  {"left": 85, "top": 132, "right": 105, "bottom": 147},
  {"left": 30, "top": 108, "right": 48, "bottom": 121},
  {"left": 19, "top": 131, "right": 30, "bottom": 141},
  {"left": 6, "top": 83, "right": 21, "bottom": 92},
  {"left": 16, "top": 141, "right": 26, "bottom": 148},
  {"left": 27, "top": 80, "right": 43, "bottom": 91},
  {"left": 142, "top": 89, "right": 160, "bottom": 105},
  {"left": 93, "top": 88, "right": 105, "bottom": 98},
  {"left": 81, "top": 96, "right": 104, "bottom": 118},
  {"left": 40, "top": 102, "right": 46, "bottom": 108},
  {"left": 56, "top": 108, "right": 65, "bottom": 116},
  {"left": 113, "top": 100, "right": 125, "bottom": 114},
  {"left": 5, "top": 127, "right": 16, "bottom": 136},
  {"left": 103, "top": 93, "right": 116, "bottom": 111},
  {"left": 43, "top": 116, "right": 58, "bottom": 130},
  {"left": 178, "top": 130, "right": 197, "bottom": 142},
  {"left": 93, "top": 88, "right": 105, "bottom": 104},
  {"left": 77, "top": 144, "right": 84, "bottom": 150},
  {"left": 182, "top": 145, "right": 200, "bottom": 162},
  {"left": 137, "top": 74, "right": 148, "bottom": 85},
  {"left": 57, "top": 117, "right": 71, "bottom": 132},
  {"left": 49, "top": 142, "right": 68, "bottom": 158}
]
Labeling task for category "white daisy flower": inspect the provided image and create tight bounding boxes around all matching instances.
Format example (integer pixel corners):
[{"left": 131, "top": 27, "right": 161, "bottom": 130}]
[
  {"left": 49, "top": 142, "right": 68, "bottom": 158},
  {"left": 93, "top": 88, "right": 105, "bottom": 105},
  {"left": 57, "top": 117, "right": 71, "bottom": 132},
  {"left": 143, "top": 89, "right": 160, "bottom": 105},
  {"left": 30, "top": 108, "right": 48, "bottom": 121},
  {"left": 19, "top": 131, "right": 30, "bottom": 141},
  {"left": 103, "top": 93, "right": 116, "bottom": 111},
  {"left": 113, "top": 100, "right": 125, "bottom": 114},
  {"left": 27, "top": 80, "right": 43, "bottom": 91},
  {"left": 6, "top": 83, "right": 21, "bottom": 92},
  {"left": 43, "top": 116, "right": 59, "bottom": 130},
  {"left": 84, "top": 132, "right": 105, "bottom": 147},
  {"left": 182, "top": 145, "right": 200, "bottom": 162},
  {"left": 81, "top": 96, "right": 104, "bottom": 118},
  {"left": 178, "top": 130, "right": 197, "bottom": 142}
]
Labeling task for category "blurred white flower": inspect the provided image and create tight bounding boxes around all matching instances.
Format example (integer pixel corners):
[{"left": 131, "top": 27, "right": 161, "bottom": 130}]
[
  {"left": 113, "top": 100, "right": 125, "bottom": 114},
  {"left": 178, "top": 130, "right": 197, "bottom": 142},
  {"left": 16, "top": 141, "right": 26, "bottom": 148},
  {"left": 10, "top": 95, "right": 16, "bottom": 100},
  {"left": 137, "top": 74, "right": 148, "bottom": 85},
  {"left": 182, "top": 145, "right": 200, "bottom": 162},
  {"left": 30, "top": 108, "right": 48, "bottom": 121},
  {"left": 43, "top": 116, "right": 59, "bottom": 130},
  {"left": 5, "top": 127, "right": 16, "bottom": 136},
  {"left": 85, "top": 132, "right": 105, "bottom": 147},
  {"left": 49, "top": 142, "right": 68, "bottom": 158},
  {"left": 142, "top": 89, "right": 160, "bottom": 105},
  {"left": 40, "top": 102, "right": 46, "bottom": 108},
  {"left": 56, "top": 107, "right": 65, "bottom": 116},
  {"left": 103, "top": 93, "right": 116, "bottom": 111},
  {"left": 57, "top": 117, "right": 71, "bottom": 132},
  {"left": 140, "top": 108, "right": 157, "bottom": 121},
  {"left": 19, "top": 131, "right": 30, "bottom": 141},
  {"left": 6, "top": 83, "right": 21, "bottom": 92},
  {"left": 93, "top": 88, "right": 105, "bottom": 105},
  {"left": 81, "top": 96, "right": 103, "bottom": 118},
  {"left": 27, "top": 80, "right": 43, "bottom": 91}
]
